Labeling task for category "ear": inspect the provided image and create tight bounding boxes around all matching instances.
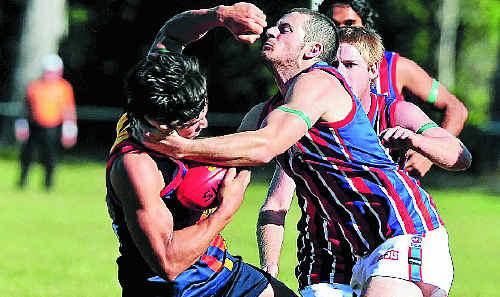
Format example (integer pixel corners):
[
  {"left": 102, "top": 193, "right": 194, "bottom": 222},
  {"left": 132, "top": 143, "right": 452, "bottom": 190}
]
[
  {"left": 368, "top": 62, "right": 380, "bottom": 82},
  {"left": 303, "top": 42, "right": 323, "bottom": 60}
]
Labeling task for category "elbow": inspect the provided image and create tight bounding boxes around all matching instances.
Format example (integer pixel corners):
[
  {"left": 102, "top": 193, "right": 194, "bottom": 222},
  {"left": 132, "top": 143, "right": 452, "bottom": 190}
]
[
  {"left": 156, "top": 257, "right": 183, "bottom": 282},
  {"left": 448, "top": 98, "right": 469, "bottom": 126},
  {"left": 446, "top": 143, "right": 472, "bottom": 171},
  {"left": 453, "top": 145, "right": 472, "bottom": 171},
  {"left": 254, "top": 151, "right": 275, "bottom": 165},
  {"left": 458, "top": 102, "right": 469, "bottom": 125},
  {"left": 251, "top": 142, "right": 277, "bottom": 165}
]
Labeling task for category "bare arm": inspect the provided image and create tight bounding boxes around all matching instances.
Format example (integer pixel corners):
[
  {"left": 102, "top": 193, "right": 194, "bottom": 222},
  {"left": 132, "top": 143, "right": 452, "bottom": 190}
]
[
  {"left": 142, "top": 71, "right": 352, "bottom": 166},
  {"left": 257, "top": 165, "right": 295, "bottom": 277},
  {"left": 396, "top": 56, "right": 468, "bottom": 136},
  {"left": 383, "top": 101, "right": 471, "bottom": 171},
  {"left": 149, "top": 2, "right": 266, "bottom": 54},
  {"left": 110, "top": 153, "right": 250, "bottom": 281}
]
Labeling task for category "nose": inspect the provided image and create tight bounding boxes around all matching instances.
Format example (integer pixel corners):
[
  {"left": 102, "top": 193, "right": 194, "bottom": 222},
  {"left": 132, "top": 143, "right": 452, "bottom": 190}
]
[
  {"left": 200, "top": 116, "right": 208, "bottom": 129},
  {"left": 265, "top": 26, "right": 278, "bottom": 39}
]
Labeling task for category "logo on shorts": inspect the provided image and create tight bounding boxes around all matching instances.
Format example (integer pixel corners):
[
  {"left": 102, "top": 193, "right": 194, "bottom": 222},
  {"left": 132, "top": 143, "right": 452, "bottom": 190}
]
[
  {"left": 410, "top": 236, "right": 423, "bottom": 248},
  {"left": 378, "top": 249, "right": 399, "bottom": 261},
  {"left": 408, "top": 257, "right": 422, "bottom": 266}
]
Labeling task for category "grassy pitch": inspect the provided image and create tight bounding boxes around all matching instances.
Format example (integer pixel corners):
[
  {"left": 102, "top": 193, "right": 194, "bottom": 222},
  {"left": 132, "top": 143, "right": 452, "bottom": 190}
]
[{"left": 0, "top": 158, "right": 498, "bottom": 296}]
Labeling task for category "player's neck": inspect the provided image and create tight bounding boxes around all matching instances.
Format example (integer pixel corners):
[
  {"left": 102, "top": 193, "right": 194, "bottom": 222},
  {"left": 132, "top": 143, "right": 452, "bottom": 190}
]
[
  {"left": 272, "top": 60, "right": 318, "bottom": 95},
  {"left": 359, "top": 91, "right": 372, "bottom": 114}
]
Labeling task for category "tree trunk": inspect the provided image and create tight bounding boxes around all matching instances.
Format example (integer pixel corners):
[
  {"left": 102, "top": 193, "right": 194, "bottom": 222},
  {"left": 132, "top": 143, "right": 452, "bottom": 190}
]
[
  {"left": 437, "top": 0, "right": 460, "bottom": 89},
  {"left": 310, "top": 0, "right": 323, "bottom": 11},
  {"left": 4, "top": 0, "right": 67, "bottom": 141}
]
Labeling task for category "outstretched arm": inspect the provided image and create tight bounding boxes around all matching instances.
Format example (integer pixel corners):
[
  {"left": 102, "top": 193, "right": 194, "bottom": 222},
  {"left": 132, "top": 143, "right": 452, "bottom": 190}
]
[
  {"left": 382, "top": 101, "right": 471, "bottom": 171},
  {"left": 257, "top": 165, "right": 295, "bottom": 277},
  {"left": 396, "top": 56, "right": 468, "bottom": 136},
  {"left": 140, "top": 71, "right": 352, "bottom": 166},
  {"left": 149, "top": 2, "right": 266, "bottom": 54},
  {"left": 110, "top": 153, "right": 251, "bottom": 281},
  {"left": 395, "top": 56, "right": 469, "bottom": 177}
]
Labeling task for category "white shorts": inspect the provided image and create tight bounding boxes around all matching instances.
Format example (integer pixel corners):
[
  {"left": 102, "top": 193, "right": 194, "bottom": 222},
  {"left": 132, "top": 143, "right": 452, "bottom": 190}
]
[
  {"left": 350, "top": 227, "right": 453, "bottom": 296},
  {"left": 299, "top": 283, "right": 353, "bottom": 297}
]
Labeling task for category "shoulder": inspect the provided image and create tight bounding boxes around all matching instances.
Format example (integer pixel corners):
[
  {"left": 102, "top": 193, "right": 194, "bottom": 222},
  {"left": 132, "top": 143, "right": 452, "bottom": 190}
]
[
  {"left": 294, "top": 70, "right": 343, "bottom": 92},
  {"left": 395, "top": 56, "right": 425, "bottom": 76},
  {"left": 111, "top": 151, "right": 163, "bottom": 191},
  {"left": 27, "top": 79, "right": 41, "bottom": 91},
  {"left": 59, "top": 79, "right": 74, "bottom": 90}
]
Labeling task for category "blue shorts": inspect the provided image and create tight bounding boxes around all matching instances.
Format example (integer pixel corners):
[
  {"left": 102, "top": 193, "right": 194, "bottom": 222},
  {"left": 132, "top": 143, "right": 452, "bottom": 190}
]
[
  {"left": 219, "top": 259, "right": 298, "bottom": 297},
  {"left": 121, "top": 256, "right": 296, "bottom": 297}
]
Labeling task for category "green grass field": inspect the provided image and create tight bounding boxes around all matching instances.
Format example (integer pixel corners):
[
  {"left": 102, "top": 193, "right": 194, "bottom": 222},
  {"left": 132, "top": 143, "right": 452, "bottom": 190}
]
[{"left": 0, "top": 157, "right": 498, "bottom": 297}]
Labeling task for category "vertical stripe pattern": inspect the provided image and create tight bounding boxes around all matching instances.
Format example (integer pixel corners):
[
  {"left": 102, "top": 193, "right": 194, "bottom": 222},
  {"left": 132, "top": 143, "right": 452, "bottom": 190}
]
[{"left": 263, "top": 62, "right": 442, "bottom": 288}]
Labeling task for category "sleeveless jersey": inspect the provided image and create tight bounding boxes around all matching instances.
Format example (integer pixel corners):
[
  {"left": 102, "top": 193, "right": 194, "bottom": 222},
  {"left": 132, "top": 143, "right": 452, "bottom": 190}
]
[
  {"left": 374, "top": 51, "right": 402, "bottom": 100},
  {"left": 260, "top": 62, "right": 443, "bottom": 288},
  {"left": 366, "top": 92, "right": 396, "bottom": 136},
  {"left": 106, "top": 116, "right": 237, "bottom": 297}
]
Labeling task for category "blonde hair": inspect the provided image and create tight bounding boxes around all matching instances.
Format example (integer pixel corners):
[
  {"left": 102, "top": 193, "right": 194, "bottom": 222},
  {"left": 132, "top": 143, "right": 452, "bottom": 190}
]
[{"left": 337, "top": 27, "right": 384, "bottom": 67}]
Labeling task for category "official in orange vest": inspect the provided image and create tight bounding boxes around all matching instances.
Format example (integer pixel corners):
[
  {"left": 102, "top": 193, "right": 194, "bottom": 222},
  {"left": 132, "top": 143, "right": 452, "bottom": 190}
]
[{"left": 17, "top": 54, "right": 77, "bottom": 190}]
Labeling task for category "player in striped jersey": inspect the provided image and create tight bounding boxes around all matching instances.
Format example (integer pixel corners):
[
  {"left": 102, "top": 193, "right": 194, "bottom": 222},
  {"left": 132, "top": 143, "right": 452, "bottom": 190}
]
[
  {"left": 318, "top": 0, "right": 469, "bottom": 179},
  {"left": 106, "top": 4, "right": 298, "bottom": 297},
  {"left": 336, "top": 26, "right": 471, "bottom": 171},
  {"left": 253, "top": 26, "right": 471, "bottom": 297},
  {"left": 138, "top": 8, "right": 471, "bottom": 297}
]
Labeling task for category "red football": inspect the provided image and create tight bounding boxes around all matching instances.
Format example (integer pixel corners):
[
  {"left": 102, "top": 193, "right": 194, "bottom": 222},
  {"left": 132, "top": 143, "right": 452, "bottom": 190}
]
[{"left": 176, "top": 165, "right": 227, "bottom": 211}]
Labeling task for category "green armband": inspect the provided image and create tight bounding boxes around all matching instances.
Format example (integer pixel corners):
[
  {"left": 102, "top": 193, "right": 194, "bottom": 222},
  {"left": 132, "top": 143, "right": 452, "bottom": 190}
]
[
  {"left": 276, "top": 106, "right": 312, "bottom": 129},
  {"left": 416, "top": 122, "right": 439, "bottom": 134},
  {"left": 427, "top": 79, "right": 439, "bottom": 104}
]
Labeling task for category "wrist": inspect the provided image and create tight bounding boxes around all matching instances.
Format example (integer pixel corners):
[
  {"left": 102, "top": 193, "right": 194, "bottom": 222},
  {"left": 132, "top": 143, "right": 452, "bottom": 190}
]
[
  {"left": 409, "top": 133, "right": 423, "bottom": 150},
  {"left": 211, "top": 207, "right": 234, "bottom": 225},
  {"left": 262, "top": 263, "right": 279, "bottom": 277}
]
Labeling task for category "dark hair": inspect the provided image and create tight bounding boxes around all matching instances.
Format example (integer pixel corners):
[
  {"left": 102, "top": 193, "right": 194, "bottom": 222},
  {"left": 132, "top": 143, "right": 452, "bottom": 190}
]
[
  {"left": 287, "top": 8, "right": 339, "bottom": 65},
  {"left": 318, "top": 0, "right": 377, "bottom": 29},
  {"left": 125, "top": 51, "right": 207, "bottom": 128}
]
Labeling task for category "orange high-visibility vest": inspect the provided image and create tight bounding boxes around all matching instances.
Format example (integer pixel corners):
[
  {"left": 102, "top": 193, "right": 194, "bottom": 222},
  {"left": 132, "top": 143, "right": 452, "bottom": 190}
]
[{"left": 26, "top": 78, "right": 75, "bottom": 128}]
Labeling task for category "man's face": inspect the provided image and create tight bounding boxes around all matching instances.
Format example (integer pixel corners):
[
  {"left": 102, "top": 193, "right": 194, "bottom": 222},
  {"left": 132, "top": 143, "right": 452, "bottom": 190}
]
[
  {"left": 145, "top": 104, "right": 208, "bottom": 140},
  {"left": 330, "top": 5, "right": 363, "bottom": 27},
  {"left": 176, "top": 105, "right": 208, "bottom": 139},
  {"left": 337, "top": 43, "right": 371, "bottom": 97},
  {"left": 261, "top": 12, "right": 308, "bottom": 66}
]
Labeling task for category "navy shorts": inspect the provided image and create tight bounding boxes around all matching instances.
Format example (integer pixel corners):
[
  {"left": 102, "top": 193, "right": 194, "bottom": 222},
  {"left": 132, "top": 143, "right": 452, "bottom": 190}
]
[
  {"left": 217, "top": 258, "right": 297, "bottom": 297},
  {"left": 121, "top": 256, "right": 297, "bottom": 297}
]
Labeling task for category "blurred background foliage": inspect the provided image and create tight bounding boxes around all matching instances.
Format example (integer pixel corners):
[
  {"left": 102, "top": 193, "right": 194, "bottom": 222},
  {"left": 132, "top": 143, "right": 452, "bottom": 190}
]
[{"left": 0, "top": 0, "right": 498, "bottom": 148}]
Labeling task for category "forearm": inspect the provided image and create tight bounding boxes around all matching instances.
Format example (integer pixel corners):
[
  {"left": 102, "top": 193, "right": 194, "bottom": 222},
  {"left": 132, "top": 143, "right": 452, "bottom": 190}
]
[
  {"left": 410, "top": 135, "right": 470, "bottom": 170},
  {"left": 149, "top": 6, "right": 223, "bottom": 52},
  {"left": 157, "top": 210, "right": 232, "bottom": 280},
  {"left": 439, "top": 98, "right": 468, "bottom": 136},
  {"left": 177, "top": 130, "right": 276, "bottom": 166},
  {"left": 257, "top": 213, "right": 286, "bottom": 276}
]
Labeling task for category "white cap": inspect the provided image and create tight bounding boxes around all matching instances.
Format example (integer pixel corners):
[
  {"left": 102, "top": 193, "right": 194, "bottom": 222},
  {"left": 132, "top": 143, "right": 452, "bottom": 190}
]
[{"left": 42, "top": 54, "right": 63, "bottom": 71}]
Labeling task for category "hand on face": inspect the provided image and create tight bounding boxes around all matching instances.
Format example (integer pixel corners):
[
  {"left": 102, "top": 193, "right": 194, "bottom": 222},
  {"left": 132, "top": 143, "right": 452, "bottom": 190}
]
[
  {"left": 218, "top": 2, "right": 267, "bottom": 44},
  {"left": 131, "top": 119, "right": 186, "bottom": 158}
]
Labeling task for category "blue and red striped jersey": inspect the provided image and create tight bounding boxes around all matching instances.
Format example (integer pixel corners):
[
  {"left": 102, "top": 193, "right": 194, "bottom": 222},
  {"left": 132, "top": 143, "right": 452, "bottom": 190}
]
[
  {"left": 374, "top": 51, "right": 402, "bottom": 100},
  {"left": 261, "top": 62, "right": 443, "bottom": 288}
]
